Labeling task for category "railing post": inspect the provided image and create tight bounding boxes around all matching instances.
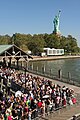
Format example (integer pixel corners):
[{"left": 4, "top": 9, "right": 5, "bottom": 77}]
[
  {"left": 68, "top": 72, "right": 71, "bottom": 82},
  {"left": 7, "top": 79, "right": 11, "bottom": 95},
  {"left": 0, "top": 79, "right": 3, "bottom": 92},
  {"left": 27, "top": 61, "right": 29, "bottom": 71},
  {"left": 42, "top": 65, "right": 45, "bottom": 74},
  {"left": 36, "top": 66, "right": 38, "bottom": 73},
  {"left": 50, "top": 69, "right": 52, "bottom": 76},
  {"left": 30, "top": 63, "right": 33, "bottom": 71},
  {"left": 58, "top": 69, "right": 62, "bottom": 79},
  {"left": 31, "top": 63, "right": 33, "bottom": 71},
  {"left": 3, "top": 88, "right": 6, "bottom": 95}
]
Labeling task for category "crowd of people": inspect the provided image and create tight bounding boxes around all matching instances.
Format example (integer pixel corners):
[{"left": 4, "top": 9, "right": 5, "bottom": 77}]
[{"left": 0, "top": 66, "right": 77, "bottom": 120}]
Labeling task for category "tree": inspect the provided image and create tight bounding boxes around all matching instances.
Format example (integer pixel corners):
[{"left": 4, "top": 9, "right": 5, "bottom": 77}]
[
  {"left": 27, "top": 34, "right": 45, "bottom": 55},
  {"left": 0, "top": 35, "right": 11, "bottom": 44},
  {"left": 66, "top": 35, "right": 78, "bottom": 53},
  {"left": 44, "top": 33, "right": 61, "bottom": 48},
  {"left": 11, "top": 33, "right": 32, "bottom": 51}
]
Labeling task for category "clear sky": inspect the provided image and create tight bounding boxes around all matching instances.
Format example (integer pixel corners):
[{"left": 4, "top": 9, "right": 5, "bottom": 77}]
[{"left": 0, "top": 0, "right": 80, "bottom": 46}]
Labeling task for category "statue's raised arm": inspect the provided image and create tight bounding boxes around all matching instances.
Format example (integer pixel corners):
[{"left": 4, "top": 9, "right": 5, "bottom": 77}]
[{"left": 58, "top": 10, "right": 61, "bottom": 19}]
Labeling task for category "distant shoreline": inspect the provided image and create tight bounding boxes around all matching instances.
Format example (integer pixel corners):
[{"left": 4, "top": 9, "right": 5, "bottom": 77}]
[{"left": 29, "top": 55, "right": 80, "bottom": 61}]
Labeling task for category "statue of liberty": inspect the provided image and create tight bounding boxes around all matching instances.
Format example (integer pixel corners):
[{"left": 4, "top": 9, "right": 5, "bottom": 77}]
[{"left": 53, "top": 10, "right": 61, "bottom": 34}]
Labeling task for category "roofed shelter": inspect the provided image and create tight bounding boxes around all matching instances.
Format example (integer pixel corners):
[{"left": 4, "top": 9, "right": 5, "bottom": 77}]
[{"left": 0, "top": 44, "right": 33, "bottom": 68}]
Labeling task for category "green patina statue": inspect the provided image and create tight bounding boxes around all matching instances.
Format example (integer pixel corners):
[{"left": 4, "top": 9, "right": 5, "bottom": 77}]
[{"left": 53, "top": 10, "right": 61, "bottom": 34}]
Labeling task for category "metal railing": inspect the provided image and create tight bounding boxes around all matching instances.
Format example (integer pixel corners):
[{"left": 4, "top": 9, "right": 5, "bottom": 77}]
[{"left": 10, "top": 64, "right": 80, "bottom": 87}]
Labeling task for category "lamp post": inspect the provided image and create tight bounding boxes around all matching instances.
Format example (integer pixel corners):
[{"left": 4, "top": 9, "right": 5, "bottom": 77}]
[
  {"left": 26, "top": 56, "right": 29, "bottom": 71},
  {"left": 25, "top": 68, "right": 26, "bottom": 88}
]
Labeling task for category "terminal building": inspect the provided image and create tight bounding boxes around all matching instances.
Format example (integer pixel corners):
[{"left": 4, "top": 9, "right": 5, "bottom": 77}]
[{"left": 43, "top": 48, "right": 64, "bottom": 56}]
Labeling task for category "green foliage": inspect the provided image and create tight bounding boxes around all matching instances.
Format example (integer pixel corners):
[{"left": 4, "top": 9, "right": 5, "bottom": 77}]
[
  {"left": 0, "top": 33, "right": 79, "bottom": 55},
  {"left": 12, "top": 33, "right": 32, "bottom": 46},
  {"left": 0, "top": 35, "right": 11, "bottom": 44},
  {"left": 27, "top": 34, "right": 46, "bottom": 55},
  {"left": 64, "top": 35, "right": 78, "bottom": 53}
]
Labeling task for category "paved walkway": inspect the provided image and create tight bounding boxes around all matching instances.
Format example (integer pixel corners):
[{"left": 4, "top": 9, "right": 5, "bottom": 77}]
[
  {"left": 44, "top": 102, "right": 80, "bottom": 120},
  {"left": 30, "top": 55, "right": 80, "bottom": 61},
  {"left": 35, "top": 101, "right": 80, "bottom": 120}
]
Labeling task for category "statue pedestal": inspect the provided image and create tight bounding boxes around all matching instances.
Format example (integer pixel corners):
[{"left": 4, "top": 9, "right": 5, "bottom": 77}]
[{"left": 53, "top": 31, "right": 61, "bottom": 37}]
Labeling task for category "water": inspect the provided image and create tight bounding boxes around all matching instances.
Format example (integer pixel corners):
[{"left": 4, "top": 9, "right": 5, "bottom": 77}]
[{"left": 28, "top": 58, "right": 80, "bottom": 82}]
